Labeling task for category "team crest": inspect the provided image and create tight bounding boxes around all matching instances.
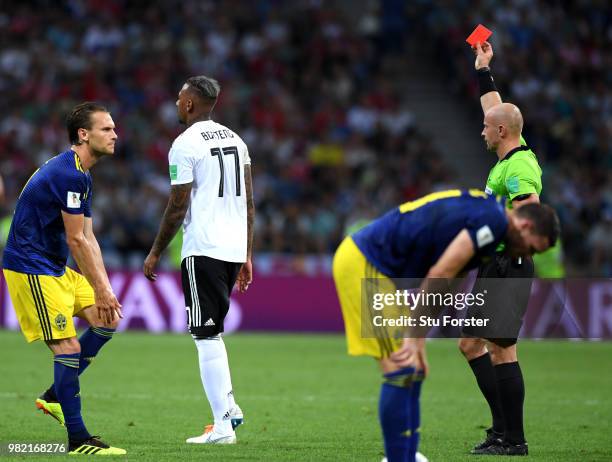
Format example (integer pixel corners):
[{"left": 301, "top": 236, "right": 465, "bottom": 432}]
[{"left": 55, "top": 314, "right": 67, "bottom": 331}]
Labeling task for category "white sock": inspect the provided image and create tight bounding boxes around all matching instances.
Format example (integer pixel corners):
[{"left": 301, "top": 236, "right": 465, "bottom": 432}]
[
  {"left": 228, "top": 389, "right": 237, "bottom": 409},
  {"left": 195, "top": 336, "right": 234, "bottom": 434}
]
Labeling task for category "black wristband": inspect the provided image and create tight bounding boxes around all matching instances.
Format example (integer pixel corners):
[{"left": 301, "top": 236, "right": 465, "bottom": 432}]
[{"left": 477, "top": 67, "right": 498, "bottom": 96}]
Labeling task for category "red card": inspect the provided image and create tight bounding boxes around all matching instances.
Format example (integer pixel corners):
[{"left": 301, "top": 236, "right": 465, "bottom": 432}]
[{"left": 466, "top": 24, "right": 492, "bottom": 47}]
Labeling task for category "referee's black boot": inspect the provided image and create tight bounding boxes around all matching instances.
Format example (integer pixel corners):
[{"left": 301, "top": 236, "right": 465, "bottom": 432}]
[
  {"left": 505, "top": 442, "right": 528, "bottom": 456},
  {"left": 471, "top": 427, "right": 503, "bottom": 453},
  {"left": 472, "top": 441, "right": 528, "bottom": 456}
]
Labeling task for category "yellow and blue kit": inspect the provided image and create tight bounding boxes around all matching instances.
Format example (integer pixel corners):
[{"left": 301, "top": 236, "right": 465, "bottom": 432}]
[
  {"left": 3, "top": 150, "right": 95, "bottom": 342},
  {"left": 333, "top": 189, "right": 508, "bottom": 358}
]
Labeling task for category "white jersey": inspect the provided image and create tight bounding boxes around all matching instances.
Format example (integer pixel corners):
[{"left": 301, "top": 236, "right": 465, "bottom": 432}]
[{"left": 169, "top": 120, "right": 251, "bottom": 263}]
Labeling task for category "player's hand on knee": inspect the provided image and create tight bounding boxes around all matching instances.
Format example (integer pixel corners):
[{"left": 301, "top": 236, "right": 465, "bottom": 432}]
[
  {"left": 95, "top": 288, "right": 123, "bottom": 325},
  {"left": 391, "top": 338, "right": 428, "bottom": 377},
  {"left": 389, "top": 338, "right": 418, "bottom": 367}
]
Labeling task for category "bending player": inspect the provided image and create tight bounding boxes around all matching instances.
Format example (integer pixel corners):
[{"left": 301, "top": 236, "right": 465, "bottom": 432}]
[
  {"left": 2, "top": 103, "right": 125, "bottom": 455},
  {"left": 333, "top": 189, "right": 559, "bottom": 462}
]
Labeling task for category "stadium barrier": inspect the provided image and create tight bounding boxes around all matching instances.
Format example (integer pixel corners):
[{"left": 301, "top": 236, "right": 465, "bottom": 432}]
[{"left": 0, "top": 271, "right": 610, "bottom": 339}]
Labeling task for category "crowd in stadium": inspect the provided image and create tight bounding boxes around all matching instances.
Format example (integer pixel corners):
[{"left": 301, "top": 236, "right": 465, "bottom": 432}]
[{"left": 0, "top": 1, "right": 609, "bottom": 276}]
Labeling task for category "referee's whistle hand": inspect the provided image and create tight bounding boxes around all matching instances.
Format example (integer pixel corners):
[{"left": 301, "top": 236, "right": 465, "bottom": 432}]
[{"left": 143, "top": 253, "right": 159, "bottom": 281}]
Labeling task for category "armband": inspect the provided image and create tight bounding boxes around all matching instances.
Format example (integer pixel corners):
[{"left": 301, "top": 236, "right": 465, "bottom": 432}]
[{"left": 477, "top": 67, "right": 498, "bottom": 96}]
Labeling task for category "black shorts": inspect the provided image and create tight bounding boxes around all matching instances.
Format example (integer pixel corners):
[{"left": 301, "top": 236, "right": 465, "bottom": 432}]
[
  {"left": 462, "top": 254, "right": 534, "bottom": 347},
  {"left": 181, "top": 255, "right": 242, "bottom": 339}
]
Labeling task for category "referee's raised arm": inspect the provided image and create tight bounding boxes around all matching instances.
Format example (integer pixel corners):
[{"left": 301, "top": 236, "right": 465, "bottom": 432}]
[
  {"left": 473, "top": 42, "right": 502, "bottom": 114},
  {"left": 460, "top": 36, "right": 544, "bottom": 457}
]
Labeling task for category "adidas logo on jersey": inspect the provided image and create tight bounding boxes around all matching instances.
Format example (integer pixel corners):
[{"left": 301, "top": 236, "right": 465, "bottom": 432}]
[{"left": 204, "top": 318, "right": 216, "bottom": 327}]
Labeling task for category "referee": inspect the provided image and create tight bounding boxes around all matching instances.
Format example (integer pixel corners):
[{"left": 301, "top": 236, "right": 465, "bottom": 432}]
[{"left": 458, "top": 41, "right": 543, "bottom": 456}]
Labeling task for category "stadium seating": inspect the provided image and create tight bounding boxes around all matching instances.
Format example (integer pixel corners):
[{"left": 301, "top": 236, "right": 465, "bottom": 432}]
[{"left": 0, "top": 1, "right": 608, "bottom": 275}]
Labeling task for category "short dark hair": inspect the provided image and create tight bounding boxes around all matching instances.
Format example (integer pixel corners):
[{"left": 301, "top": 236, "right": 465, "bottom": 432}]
[
  {"left": 515, "top": 203, "right": 561, "bottom": 247},
  {"left": 66, "top": 102, "right": 108, "bottom": 145},
  {"left": 186, "top": 75, "right": 221, "bottom": 101}
]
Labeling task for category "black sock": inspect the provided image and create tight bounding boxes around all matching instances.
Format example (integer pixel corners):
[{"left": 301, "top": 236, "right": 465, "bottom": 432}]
[
  {"left": 468, "top": 353, "right": 504, "bottom": 435},
  {"left": 494, "top": 362, "right": 525, "bottom": 445}
]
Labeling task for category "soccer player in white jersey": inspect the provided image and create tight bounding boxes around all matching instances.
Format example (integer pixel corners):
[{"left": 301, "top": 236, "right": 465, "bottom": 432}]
[{"left": 143, "top": 75, "right": 254, "bottom": 445}]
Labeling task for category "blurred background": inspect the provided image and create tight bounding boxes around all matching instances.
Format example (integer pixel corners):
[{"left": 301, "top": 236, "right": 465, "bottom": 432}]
[
  {"left": 0, "top": 0, "right": 610, "bottom": 279},
  {"left": 1, "top": 4, "right": 611, "bottom": 458}
]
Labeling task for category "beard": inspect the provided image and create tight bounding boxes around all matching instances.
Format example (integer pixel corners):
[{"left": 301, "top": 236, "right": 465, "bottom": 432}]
[
  {"left": 505, "top": 227, "right": 525, "bottom": 257},
  {"left": 485, "top": 139, "right": 497, "bottom": 152}
]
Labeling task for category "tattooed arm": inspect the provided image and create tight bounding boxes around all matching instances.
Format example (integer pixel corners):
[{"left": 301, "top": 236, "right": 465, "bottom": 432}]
[
  {"left": 143, "top": 183, "right": 192, "bottom": 281},
  {"left": 236, "top": 165, "right": 254, "bottom": 292},
  {"left": 245, "top": 165, "right": 254, "bottom": 259}
]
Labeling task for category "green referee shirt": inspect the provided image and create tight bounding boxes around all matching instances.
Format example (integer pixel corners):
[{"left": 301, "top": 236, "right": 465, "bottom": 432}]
[
  {"left": 485, "top": 135, "right": 542, "bottom": 251},
  {"left": 485, "top": 136, "right": 542, "bottom": 207}
]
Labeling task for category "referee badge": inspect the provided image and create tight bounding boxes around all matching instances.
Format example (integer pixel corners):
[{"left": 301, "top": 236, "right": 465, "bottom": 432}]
[
  {"left": 506, "top": 176, "right": 520, "bottom": 194},
  {"left": 55, "top": 314, "right": 67, "bottom": 331}
]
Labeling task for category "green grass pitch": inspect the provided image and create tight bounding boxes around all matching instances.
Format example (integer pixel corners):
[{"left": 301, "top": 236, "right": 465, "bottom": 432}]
[{"left": 1, "top": 330, "right": 611, "bottom": 461}]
